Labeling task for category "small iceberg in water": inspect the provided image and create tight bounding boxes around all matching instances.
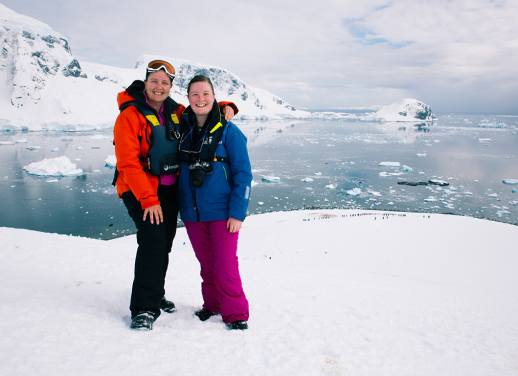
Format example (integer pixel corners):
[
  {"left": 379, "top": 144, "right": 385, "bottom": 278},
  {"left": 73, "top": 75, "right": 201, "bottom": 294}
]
[
  {"left": 105, "top": 155, "right": 116, "bottom": 168},
  {"left": 23, "top": 156, "right": 83, "bottom": 177},
  {"left": 261, "top": 175, "right": 280, "bottom": 183}
]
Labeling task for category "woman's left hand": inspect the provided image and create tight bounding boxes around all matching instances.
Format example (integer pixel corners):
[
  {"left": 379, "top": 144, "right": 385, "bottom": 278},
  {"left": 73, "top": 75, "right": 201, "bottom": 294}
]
[
  {"left": 227, "top": 217, "right": 242, "bottom": 233},
  {"left": 223, "top": 105, "right": 235, "bottom": 121}
]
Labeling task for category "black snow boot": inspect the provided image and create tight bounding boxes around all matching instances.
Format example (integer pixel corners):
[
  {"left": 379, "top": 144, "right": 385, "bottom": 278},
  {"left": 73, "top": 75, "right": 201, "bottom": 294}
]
[
  {"left": 225, "top": 320, "right": 248, "bottom": 330},
  {"left": 194, "top": 308, "right": 217, "bottom": 321},
  {"left": 130, "top": 311, "right": 156, "bottom": 331},
  {"left": 160, "top": 296, "right": 176, "bottom": 313}
]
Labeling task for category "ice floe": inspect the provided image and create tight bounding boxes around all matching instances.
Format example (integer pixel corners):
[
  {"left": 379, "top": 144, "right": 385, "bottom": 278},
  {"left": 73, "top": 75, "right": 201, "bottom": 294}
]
[
  {"left": 23, "top": 156, "right": 83, "bottom": 176},
  {"left": 261, "top": 175, "right": 280, "bottom": 183},
  {"left": 379, "top": 161, "right": 401, "bottom": 167},
  {"left": 104, "top": 155, "right": 116, "bottom": 168},
  {"left": 502, "top": 179, "right": 518, "bottom": 185},
  {"left": 345, "top": 188, "right": 362, "bottom": 196}
]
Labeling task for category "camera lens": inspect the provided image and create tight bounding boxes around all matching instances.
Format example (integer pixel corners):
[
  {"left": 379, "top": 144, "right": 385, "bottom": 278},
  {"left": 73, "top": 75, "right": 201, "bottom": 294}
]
[{"left": 190, "top": 168, "right": 206, "bottom": 187}]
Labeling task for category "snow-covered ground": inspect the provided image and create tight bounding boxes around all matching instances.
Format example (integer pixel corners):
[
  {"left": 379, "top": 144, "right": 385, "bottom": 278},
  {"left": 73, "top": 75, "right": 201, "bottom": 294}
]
[{"left": 1, "top": 209, "right": 517, "bottom": 375}]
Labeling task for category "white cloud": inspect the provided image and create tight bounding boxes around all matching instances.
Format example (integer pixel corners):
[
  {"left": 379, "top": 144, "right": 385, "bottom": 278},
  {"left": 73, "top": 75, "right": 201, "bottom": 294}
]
[{"left": 2, "top": 0, "right": 517, "bottom": 113}]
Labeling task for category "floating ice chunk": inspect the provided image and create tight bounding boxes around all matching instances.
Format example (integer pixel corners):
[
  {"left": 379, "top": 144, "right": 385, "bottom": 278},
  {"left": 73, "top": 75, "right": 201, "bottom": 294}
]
[
  {"left": 379, "top": 171, "right": 404, "bottom": 177},
  {"left": 325, "top": 184, "right": 337, "bottom": 189},
  {"left": 104, "top": 155, "right": 116, "bottom": 168},
  {"left": 401, "top": 165, "right": 413, "bottom": 172},
  {"left": 16, "top": 139, "right": 28, "bottom": 143},
  {"left": 488, "top": 193, "right": 499, "bottom": 198},
  {"left": 416, "top": 153, "right": 427, "bottom": 157},
  {"left": 46, "top": 179, "right": 59, "bottom": 183},
  {"left": 26, "top": 145, "right": 41, "bottom": 150},
  {"left": 478, "top": 138, "right": 492, "bottom": 143},
  {"left": 261, "top": 175, "right": 280, "bottom": 183},
  {"left": 23, "top": 156, "right": 83, "bottom": 177},
  {"left": 424, "top": 196, "right": 438, "bottom": 202},
  {"left": 90, "top": 134, "right": 110, "bottom": 140},
  {"left": 502, "top": 179, "right": 518, "bottom": 185},
  {"left": 379, "top": 161, "right": 400, "bottom": 167},
  {"left": 257, "top": 201, "right": 264, "bottom": 206},
  {"left": 314, "top": 172, "right": 322, "bottom": 176},
  {"left": 368, "top": 189, "right": 382, "bottom": 197},
  {"left": 346, "top": 188, "right": 362, "bottom": 196},
  {"left": 429, "top": 179, "right": 449, "bottom": 186},
  {"left": 301, "top": 177, "right": 314, "bottom": 183},
  {"left": 0, "top": 140, "right": 15, "bottom": 145}
]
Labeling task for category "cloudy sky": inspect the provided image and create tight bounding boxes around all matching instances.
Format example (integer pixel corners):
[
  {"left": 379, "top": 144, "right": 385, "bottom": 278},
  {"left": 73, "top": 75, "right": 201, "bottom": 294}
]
[{"left": 3, "top": 0, "right": 518, "bottom": 113}]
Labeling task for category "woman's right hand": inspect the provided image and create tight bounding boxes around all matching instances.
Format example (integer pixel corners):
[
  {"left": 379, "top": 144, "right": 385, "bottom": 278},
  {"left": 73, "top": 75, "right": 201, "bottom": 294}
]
[{"left": 143, "top": 204, "right": 163, "bottom": 224}]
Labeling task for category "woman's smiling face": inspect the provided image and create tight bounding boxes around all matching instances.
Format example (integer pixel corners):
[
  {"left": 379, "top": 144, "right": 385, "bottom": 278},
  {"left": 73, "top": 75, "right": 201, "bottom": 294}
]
[
  {"left": 144, "top": 70, "right": 171, "bottom": 106},
  {"left": 188, "top": 81, "right": 215, "bottom": 117}
]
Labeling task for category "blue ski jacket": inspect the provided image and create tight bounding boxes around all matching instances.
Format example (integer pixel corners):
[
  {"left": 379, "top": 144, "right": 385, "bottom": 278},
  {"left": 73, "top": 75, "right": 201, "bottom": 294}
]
[{"left": 178, "top": 118, "right": 252, "bottom": 222}]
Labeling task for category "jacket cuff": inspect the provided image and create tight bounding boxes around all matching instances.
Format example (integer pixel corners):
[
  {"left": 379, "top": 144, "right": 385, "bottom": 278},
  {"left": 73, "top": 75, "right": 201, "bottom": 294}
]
[
  {"left": 218, "top": 101, "right": 239, "bottom": 116},
  {"left": 140, "top": 196, "right": 160, "bottom": 209}
]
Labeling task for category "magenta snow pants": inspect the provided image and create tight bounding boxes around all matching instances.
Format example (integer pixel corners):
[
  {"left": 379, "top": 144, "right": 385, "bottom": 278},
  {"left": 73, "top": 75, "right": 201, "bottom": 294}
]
[{"left": 184, "top": 220, "right": 249, "bottom": 323}]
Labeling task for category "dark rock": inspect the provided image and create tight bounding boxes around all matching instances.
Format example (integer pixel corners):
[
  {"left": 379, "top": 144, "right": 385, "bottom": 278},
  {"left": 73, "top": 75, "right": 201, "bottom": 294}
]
[{"left": 63, "top": 59, "right": 82, "bottom": 77}]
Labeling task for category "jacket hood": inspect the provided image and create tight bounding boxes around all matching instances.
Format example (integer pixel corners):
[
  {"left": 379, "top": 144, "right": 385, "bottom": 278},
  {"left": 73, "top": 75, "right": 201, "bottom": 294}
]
[{"left": 117, "top": 80, "right": 146, "bottom": 109}]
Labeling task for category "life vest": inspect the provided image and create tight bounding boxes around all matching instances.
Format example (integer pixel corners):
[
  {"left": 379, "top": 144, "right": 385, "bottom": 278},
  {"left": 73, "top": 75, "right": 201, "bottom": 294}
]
[{"left": 112, "top": 99, "right": 181, "bottom": 186}]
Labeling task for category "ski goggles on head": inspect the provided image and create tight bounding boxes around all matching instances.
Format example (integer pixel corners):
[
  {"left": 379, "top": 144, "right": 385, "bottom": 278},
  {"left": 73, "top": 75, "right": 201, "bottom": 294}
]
[{"left": 146, "top": 59, "right": 176, "bottom": 80}]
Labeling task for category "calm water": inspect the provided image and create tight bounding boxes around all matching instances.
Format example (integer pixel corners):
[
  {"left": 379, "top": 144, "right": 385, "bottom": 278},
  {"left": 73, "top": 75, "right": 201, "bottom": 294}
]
[{"left": 1, "top": 114, "right": 517, "bottom": 239}]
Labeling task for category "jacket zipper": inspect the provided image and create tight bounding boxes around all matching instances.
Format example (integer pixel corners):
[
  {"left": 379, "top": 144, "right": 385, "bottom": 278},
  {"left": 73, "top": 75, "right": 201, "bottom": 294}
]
[{"left": 192, "top": 187, "right": 200, "bottom": 222}]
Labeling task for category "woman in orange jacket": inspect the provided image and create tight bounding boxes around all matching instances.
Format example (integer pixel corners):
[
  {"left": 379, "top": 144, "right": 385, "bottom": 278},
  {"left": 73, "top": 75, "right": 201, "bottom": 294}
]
[{"left": 113, "top": 59, "right": 237, "bottom": 330}]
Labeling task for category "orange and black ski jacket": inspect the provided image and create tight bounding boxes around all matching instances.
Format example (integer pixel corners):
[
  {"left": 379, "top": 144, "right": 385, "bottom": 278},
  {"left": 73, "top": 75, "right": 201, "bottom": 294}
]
[{"left": 113, "top": 80, "right": 238, "bottom": 209}]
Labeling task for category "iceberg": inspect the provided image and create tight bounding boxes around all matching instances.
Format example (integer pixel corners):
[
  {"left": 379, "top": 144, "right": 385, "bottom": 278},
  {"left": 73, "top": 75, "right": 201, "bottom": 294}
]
[
  {"left": 104, "top": 155, "right": 116, "bottom": 168},
  {"left": 23, "top": 156, "right": 83, "bottom": 176},
  {"left": 364, "top": 99, "right": 433, "bottom": 122}
]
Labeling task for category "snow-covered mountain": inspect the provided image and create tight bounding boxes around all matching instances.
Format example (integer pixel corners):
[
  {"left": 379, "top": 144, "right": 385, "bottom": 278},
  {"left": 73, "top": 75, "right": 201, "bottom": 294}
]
[{"left": 0, "top": 3, "right": 308, "bottom": 131}]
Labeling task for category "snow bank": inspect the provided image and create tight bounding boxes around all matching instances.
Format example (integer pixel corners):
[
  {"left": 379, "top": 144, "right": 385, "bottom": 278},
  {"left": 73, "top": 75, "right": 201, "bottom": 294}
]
[
  {"left": 1, "top": 209, "right": 517, "bottom": 376},
  {"left": 23, "top": 156, "right": 83, "bottom": 176}
]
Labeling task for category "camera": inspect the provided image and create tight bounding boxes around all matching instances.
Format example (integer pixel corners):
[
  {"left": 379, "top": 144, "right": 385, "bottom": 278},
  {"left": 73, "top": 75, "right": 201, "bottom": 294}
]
[{"left": 189, "top": 161, "right": 212, "bottom": 187}]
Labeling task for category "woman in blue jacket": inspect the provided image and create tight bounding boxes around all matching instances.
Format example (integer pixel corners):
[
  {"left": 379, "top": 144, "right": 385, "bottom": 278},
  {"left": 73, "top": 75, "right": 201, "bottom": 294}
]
[{"left": 178, "top": 75, "right": 252, "bottom": 330}]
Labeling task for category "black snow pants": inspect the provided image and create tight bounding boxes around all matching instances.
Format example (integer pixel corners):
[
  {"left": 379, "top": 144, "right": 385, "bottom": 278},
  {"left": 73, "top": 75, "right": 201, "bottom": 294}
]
[{"left": 122, "top": 184, "right": 178, "bottom": 318}]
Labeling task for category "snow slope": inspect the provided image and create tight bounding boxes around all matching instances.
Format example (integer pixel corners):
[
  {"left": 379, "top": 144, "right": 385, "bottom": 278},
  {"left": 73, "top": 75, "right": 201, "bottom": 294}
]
[{"left": 1, "top": 210, "right": 517, "bottom": 375}]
